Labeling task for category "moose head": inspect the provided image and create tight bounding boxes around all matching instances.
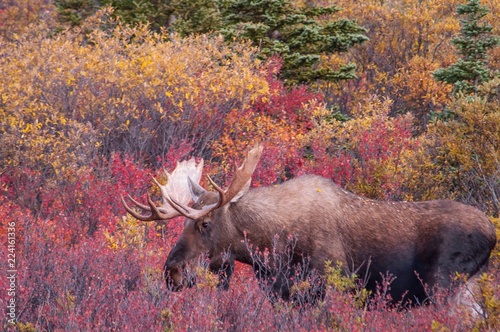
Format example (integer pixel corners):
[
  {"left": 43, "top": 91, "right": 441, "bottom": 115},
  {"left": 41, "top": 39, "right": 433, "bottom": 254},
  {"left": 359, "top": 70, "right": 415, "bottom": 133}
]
[{"left": 123, "top": 143, "right": 264, "bottom": 291}]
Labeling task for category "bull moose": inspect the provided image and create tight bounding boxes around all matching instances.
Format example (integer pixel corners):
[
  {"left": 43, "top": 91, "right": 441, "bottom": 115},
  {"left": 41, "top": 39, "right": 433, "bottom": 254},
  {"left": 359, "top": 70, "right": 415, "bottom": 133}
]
[{"left": 122, "top": 143, "right": 496, "bottom": 306}]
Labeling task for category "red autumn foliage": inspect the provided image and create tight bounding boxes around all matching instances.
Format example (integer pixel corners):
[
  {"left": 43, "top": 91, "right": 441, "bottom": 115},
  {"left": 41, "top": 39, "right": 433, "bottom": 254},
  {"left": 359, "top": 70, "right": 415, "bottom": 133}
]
[
  {"left": 301, "top": 109, "right": 417, "bottom": 200},
  {"left": 2, "top": 129, "right": 498, "bottom": 331}
]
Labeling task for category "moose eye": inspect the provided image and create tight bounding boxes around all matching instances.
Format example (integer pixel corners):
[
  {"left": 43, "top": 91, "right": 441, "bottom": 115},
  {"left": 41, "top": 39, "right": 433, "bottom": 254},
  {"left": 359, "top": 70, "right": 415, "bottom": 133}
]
[{"left": 201, "top": 222, "right": 209, "bottom": 228}]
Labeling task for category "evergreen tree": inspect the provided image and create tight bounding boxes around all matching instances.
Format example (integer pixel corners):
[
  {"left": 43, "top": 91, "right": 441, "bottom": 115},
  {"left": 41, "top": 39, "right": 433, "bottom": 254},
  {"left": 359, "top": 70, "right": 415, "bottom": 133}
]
[
  {"left": 55, "top": 0, "right": 216, "bottom": 33},
  {"left": 55, "top": 0, "right": 171, "bottom": 30},
  {"left": 433, "top": 0, "right": 500, "bottom": 94},
  {"left": 218, "top": 0, "right": 368, "bottom": 85},
  {"left": 104, "top": 0, "right": 171, "bottom": 30},
  {"left": 55, "top": 0, "right": 105, "bottom": 26}
]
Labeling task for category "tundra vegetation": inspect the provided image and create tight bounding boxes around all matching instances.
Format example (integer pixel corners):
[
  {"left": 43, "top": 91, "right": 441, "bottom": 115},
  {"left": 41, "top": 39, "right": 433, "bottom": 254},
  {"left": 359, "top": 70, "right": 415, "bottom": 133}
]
[{"left": 1, "top": 0, "right": 500, "bottom": 331}]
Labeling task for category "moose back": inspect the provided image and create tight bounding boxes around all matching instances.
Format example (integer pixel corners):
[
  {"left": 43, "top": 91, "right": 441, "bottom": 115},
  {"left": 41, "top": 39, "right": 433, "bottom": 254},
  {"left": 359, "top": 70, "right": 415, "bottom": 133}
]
[{"left": 122, "top": 143, "right": 497, "bottom": 305}]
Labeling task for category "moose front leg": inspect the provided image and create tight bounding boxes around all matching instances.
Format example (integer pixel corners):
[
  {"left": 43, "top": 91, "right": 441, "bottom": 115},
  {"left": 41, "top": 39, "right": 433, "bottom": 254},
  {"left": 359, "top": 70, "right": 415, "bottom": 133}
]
[{"left": 209, "top": 256, "right": 235, "bottom": 290}]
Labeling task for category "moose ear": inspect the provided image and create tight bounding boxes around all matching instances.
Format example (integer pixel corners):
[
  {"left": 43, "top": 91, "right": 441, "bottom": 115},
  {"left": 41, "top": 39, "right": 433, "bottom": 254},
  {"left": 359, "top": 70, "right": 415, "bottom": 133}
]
[
  {"left": 188, "top": 176, "right": 207, "bottom": 202},
  {"left": 230, "top": 179, "right": 251, "bottom": 203}
]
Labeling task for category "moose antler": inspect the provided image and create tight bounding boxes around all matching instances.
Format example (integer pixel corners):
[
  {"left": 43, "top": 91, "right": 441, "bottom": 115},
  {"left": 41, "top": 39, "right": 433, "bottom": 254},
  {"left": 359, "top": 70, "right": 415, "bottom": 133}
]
[
  {"left": 165, "top": 142, "right": 264, "bottom": 220},
  {"left": 121, "top": 158, "right": 204, "bottom": 221}
]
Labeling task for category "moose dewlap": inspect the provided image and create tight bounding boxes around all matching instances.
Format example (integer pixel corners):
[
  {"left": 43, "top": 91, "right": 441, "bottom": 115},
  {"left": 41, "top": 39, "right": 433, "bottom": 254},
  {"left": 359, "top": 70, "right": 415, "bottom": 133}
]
[{"left": 122, "top": 143, "right": 497, "bottom": 305}]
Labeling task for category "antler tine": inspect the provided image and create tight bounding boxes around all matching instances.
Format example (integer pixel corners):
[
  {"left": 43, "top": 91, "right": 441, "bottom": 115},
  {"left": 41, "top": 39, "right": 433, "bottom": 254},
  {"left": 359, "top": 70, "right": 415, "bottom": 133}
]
[
  {"left": 222, "top": 142, "right": 263, "bottom": 204},
  {"left": 126, "top": 194, "right": 151, "bottom": 211},
  {"left": 153, "top": 177, "right": 166, "bottom": 196},
  {"left": 164, "top": 193, "right": 218, "bottom": 220},
  {"left": 125, "top": 194, "right": 171, "bottom": 214},
  {"left": 121, "top": 194, "right": 178, "bottom": 221},
  {"left": 146, "top": 194, "right": 179, "bottom": 220},
  {"left": 207, "top": 175, "right": 226, "bottom": 197},
  {"left": 209, "top": 142, "right": 263, "bottom": 208}
]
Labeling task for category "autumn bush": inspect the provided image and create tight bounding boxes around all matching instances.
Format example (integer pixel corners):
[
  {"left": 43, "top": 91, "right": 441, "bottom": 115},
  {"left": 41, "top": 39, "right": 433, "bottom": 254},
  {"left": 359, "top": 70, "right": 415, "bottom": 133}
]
[
  {"left": 1, "top": 2, "right": 500, "bottom": 331},
  {"left": 327, "top": 0, "right": 500, "bottom": 127},
  {"left": 298, "top": 95, "right": 427, "bottom": 201},
  {"left": 0, "top": 0, "right": 56, "bottom": 41},
  {"left": 425, "top": 79, "right": 500, "bottom": 216},
  {"left": 1, "top": 11, "right": 268, "bottom": 168}
]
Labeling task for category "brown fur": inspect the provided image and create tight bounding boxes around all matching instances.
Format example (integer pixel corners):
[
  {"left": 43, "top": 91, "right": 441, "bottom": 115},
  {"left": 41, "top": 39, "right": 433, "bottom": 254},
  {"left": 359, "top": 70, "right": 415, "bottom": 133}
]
[{"left": 164, "top": 175, "right": 497, "bottom": 305}]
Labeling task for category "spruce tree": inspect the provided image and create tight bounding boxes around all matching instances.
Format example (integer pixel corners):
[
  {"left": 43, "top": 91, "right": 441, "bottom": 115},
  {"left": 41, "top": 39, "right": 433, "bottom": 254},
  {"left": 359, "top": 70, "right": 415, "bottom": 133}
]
[
  {"left": 433, "top": 0, "right": 500, "bottom": 94},
  {"left": 163, "top": 0, "right": 221, "bottom": 36},
  {"left": 218, "top": 0, "right": 368, "bottom": 85},
  {"left": 55, "top": 0, "right": 172, "bottom": 30}
]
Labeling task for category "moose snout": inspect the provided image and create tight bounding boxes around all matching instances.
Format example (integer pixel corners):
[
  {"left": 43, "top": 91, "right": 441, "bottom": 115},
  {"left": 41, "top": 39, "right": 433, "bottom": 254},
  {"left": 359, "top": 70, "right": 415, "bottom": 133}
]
[
  {"left": 164, "top": 265, "right": 184, "bottom": 291},
  {"left": 164, "top": 263, "right": 196, "bottom": 291}
]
